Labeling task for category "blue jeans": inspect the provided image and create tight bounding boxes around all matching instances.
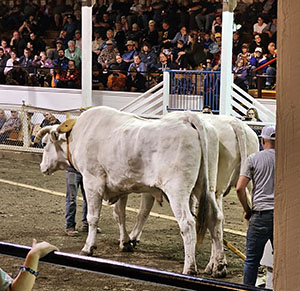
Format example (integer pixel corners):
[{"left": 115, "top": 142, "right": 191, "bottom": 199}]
[
  {"left": 65, "top": 170, "right": 88, "bottom": 230},
  {"left": 243, "top": 211, "right": 273, "bottom": 286},
  {"left": 265, "top": 67, "right": 276, "bottom": 86}
]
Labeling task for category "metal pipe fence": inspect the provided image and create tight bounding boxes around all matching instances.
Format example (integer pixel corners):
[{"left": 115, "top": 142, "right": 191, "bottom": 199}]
[{"left": 0, "top": 241, "right": 269, "bottom": 291}]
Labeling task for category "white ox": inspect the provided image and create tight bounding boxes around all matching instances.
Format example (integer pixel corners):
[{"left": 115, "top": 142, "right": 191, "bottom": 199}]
[
  {"left": 35, "top": 106, "right": 222, "bottom": 275},
  {"left": 114, "top": 114, "right": 259, "bottom": 277}
]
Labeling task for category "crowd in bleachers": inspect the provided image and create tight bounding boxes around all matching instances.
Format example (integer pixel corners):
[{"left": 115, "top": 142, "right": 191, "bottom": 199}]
[{"left": 0, "top": 0, "right": 277, "bottom": 93}]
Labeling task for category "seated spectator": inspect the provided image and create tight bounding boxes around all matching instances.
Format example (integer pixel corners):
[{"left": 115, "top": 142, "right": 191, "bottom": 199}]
[
  {"left": 0, "top": 39, "right": 11, "bottom": 57},
  {"left": 167, "top": 26, "right": 189, "bottom": 47},
  {"left": 94, "top": 12, "right": 114, "bottom": 39},
  {"left": 97, "top": 40, "right": 119, "bottom": 69},
  {"left": 143, "top": 20, "right": 159, "bottom": 47},
  {"left": 208, "top": 32, "right": 222, "bottom": 67},
  {"left": 170, "top": 40, "right": 185, "bottom": 67},
  {"left": 146, "top": 67, "right": 160, "bottom": 89},
  {"left": 202, "top": 105, "right": 213, "bottom": 114},
  {"left": 92, "top": 65, "right": 106, "bottom": 90},
  {"left": 9, "top": 31, "right": 26, "bottom": 58},
  {"left": 232, "top": 31, "right": 242, "bottom": 60},
  {"left": 241, "top": 108, "right": 261, "bottom": 122},
  {"left": 19, "top": 48, "right": 34, "bottom": 74},
  {"left": 249, "top": 47, "right": 268, "bottom": 74},
  {"left": 48, "top": 40, "right": 64, "bottom": 61},
  {"left": 29, "top": 32, "right": 46, "bottom": 55},
  {"left": 160, "top": 20, "right": 177, "bottom": 49},
  {"left": 57, "top": 60, "right": 81, "bottom": 89},
  {"left": 53, "top": 49, "right": 69, "bottom": 72},
  {"left": 4, "top": 50, "right": 19, "bottom": 75},
  {"left": 201, "top": 33, "right": 213, "bottom": 54},
  {"left": 236, "top": 43, "right": 251, "bottom": 67},
  {"left": 113, "top": 22, "right": 126, "bottom": 54},
  {"left": 6, "top": 61, "right": 29, "bottom": 86},
  {"left": 0, "top": 110, "right": 21, "bottom": 143},
  {"left": 63, "top": 14, "right": 78, "bottom": 41},
  {"left": 139, "top": 42, "right": 157, "bottom": 70},
  {"left": 98, "top": 29, "right": 117, "bottom": 51},
  {"left": 262, "top": 15, "right": 277, "bottom": 44},
  {"left": 56, "top": 30, "right": 68, "bottom": 50},
  {"left": 253, "top": 16, "right": 267, "bottom": 35},
  {"left": 40, "top": 113, "right": 61, "bottom": 128},
  {"left": 154, "top": 51, "right": 177, "bottom": 74},
  {"left": 179, "top": 32, "right": 206, "bottom": 69},
  {"left": 233, "top": 59, "right": 248, "bottom": 92},
  {"left": 51, "top": 65, "right": 62, "bottom": 88},
  {"left": 249, "top": 33, "right": 267, "bottom": 54},
  {"left": 92, "top": 30, "right": 104, "bottom": 57},
  {"left": 265, "top": 42, "right": 277, "bottom": 89},
  {"left": 0, "top": 48, "right": 8, "bottom": 84},
  {"left": 128, "top": 55, "right": 147, "bottom": 76},
  {"left": 126, "top": 23, "right": 143, "bottom": 50},
  {"left": 211, "top": 15, "right": 222, "bottom": 35},
  {"left": 0, "top": 109, "right": 7, "bottom": 129},
  {"left": 115, "top": 54, "right": 128, "bottom": 73},
  {"left": 127, "top": 0, "right": 147, "bottom": 30},
  {"left": 74, "top": 30, "right": 82, "bottom": 49},
  {"left": 107, "top": 65, "right": 127, "bottom": 91},
  {"left": 0, "top": 239, "right": 58, "bottom": 291},
  {"left": 126, "top": 66, "right": 146, "bottom": 92},
  {"left": 122, "top": 40, "right": 138, "bottom": 69},
  {"left": 64, "top": 40, "right": 81, "bottom": 68}
]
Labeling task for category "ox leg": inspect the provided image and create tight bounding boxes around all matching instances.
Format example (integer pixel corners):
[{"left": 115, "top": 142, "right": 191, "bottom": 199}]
[
  {"left": 167, "top": 193, "right": 197, "bottom": 275},
  {"left": 204, "top": 194, "right": 227, "bottom": 278},
  {"left": 80, "top": 174, "right": 104, "bottom": 256},
  {"left": 113, "top": 195, "right": 133, "bottom": 252},
  {"left": 129, "top": 193, "right": 155, "bottom": 246}
]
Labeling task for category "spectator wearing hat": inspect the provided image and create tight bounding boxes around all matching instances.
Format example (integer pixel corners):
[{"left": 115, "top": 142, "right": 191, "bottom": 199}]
[
  {"left": 6, "top": 61, "right": 28, "bottom": 86},
  {"left": 98, "top": 40, "right": 119, "bottom": 69},
  {"left": 64, "top": 40, "right": 81, "bottom": 68},
  {"left": 57, "top": 60, "right": 81, "bottom": 89},
  {"left": 143, "top": 20, "right": 159, "bottom": 47},
  {"left": 236, "top": 125, "right": 275, "bottom": 286},
  {"left": 107, "top": 64, "right": 127, "bottom": 91},
  {"left": 249, "top": 47, "right": 268, "bottom": 74},
  {"left": 207, "top": 32, "right": 222, "bottom": 67},
  {"left": 63, "top": 14, "right": 78, "bottom": 41},
  {"left": 74, "top": 30, "right": 82, "bottom": 49},
  {"left": 122, "top": 40, "right": 138, "bottom": 70},
  {"left": 126, "top": 66, "right": 146, "bottom": 92},
  {"left": 56, "top": 30, "right": 68, "bottom": 50}
]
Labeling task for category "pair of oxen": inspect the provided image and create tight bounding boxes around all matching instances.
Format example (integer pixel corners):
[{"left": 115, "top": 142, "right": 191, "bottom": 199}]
[{"left": 34, "top": 106, "right": 258, "bottom": 277}]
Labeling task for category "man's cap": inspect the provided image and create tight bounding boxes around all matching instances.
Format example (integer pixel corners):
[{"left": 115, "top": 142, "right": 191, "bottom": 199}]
[
  {"left": 260, "top": 125, "right": 276, "bottom": 140},
  {"left": 129, "top": 66, "right": 137, "bottom": 72},
  {"left": 67, "top": 14, "right": 72, "bottom": 18},
  {"left": 126, "top": 40, "right": 135, "bottom": 46},
  {"left": 106, "top": 40, "right": 113, "bottom": 45},
  {"left": 56, "top": 40, "right": 63, "bottom": 44},
  {"left": 255, "top": 47, "right": 263, "bottom": 53},
  {"left": 215, "top": 32, "right": 221, "bottom": 38},
  {"left": 75, "top": 30, "right": 80, "bottom": 34},
  {"left": 148, "top": 20, "right": 155, "bottom": 25}
]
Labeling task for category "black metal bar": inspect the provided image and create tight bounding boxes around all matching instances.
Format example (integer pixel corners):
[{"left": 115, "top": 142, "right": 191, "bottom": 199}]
[{"left": 0, "top": 241, "right": 270, "bottom": 291}]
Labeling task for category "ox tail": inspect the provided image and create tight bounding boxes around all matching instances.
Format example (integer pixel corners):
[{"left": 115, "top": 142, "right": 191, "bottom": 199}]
[
  {"left": 185, "top": 112, "right": 210, "bottom": 245},
  {"left": 229, "top": 118, "right": 247, "bottom": 173}
]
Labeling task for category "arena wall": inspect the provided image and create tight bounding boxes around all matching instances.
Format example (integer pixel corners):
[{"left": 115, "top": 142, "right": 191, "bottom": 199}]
[{"left": 274, "top": 0, "right": 300, "bottom": 289}]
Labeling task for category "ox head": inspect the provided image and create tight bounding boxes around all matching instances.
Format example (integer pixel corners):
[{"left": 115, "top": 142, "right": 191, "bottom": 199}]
[{"left": 34, "top": 119, "right": 76, "bottom": 175}]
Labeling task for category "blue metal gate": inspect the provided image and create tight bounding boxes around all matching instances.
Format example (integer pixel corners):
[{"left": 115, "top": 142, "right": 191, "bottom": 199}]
[{"left": 167, "top": 70, "right": 220, "bottom": 114}]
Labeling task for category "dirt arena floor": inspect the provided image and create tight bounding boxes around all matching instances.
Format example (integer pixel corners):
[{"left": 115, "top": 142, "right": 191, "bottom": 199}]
[{"left": 0, "top": 151, "right": 249, "bottom": 290}]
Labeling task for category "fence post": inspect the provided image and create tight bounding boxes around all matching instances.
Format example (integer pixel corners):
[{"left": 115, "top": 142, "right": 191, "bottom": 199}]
[
  {"left": 162, "top": 71, "right": 170, "bottom": 115},
  {"left": 23, "top": 110, "right": 30, "bottom": 149}
]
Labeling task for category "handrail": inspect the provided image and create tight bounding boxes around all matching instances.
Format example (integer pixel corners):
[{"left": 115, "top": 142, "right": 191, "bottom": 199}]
[{"left": 253, "top": 57, "right": 277, "bottom": 73}]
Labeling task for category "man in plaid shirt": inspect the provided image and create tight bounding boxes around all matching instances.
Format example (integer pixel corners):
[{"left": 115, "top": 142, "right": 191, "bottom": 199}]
[{"left": 57, "top": 60, "right": 81, "bottom": 89}]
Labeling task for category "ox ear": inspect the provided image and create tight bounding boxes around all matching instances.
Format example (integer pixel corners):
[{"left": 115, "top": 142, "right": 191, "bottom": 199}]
[
  {"left": 57, "top": 119, "right": 77, "bottom": 133},
  {"left": 50, "top": 130, "right": 59, "bottom": 143}
]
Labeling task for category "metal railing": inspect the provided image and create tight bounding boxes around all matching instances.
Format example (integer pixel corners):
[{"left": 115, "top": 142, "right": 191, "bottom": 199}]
[
  {"left": 167, "top": 70, "right": 221, "bottom": 114},
  {"left": 0, "top": 104, "right": 81, "bottom": 153}
]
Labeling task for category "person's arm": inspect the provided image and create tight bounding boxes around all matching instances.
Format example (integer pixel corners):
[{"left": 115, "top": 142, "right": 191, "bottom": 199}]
[
  {"left": 236, "top": 175, "right": 252, "bottom": 220},
  {"left": 10, "top": 239, "right": 58, "bottom": 291}
]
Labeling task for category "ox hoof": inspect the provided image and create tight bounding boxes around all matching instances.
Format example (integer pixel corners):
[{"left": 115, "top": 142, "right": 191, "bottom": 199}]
[
  {"left": 186, "top": 270, "right": 198, "bottom": 276},
  {"left": 204, "top": 264, "right": 213, "bottom": 275},
  {"left": 80, "top": 246, "right": 97, "bottom": 256},
  {"left": 131, "top": 240, "right": 139, "bottom": 248},
  {"left": 120, "top": 241, "right": 134, "bottom": 252},
  {"left": 212, "top": 265, "right": 227, "bottom": 278}
]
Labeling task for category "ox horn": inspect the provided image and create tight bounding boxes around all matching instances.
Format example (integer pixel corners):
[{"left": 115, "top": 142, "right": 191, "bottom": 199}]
[
  {"left": 33, "top": 126, "right": 52, "bottom": 143},
  {"left": 57, "top": 119, "right": 77, "bottom": 134}
]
